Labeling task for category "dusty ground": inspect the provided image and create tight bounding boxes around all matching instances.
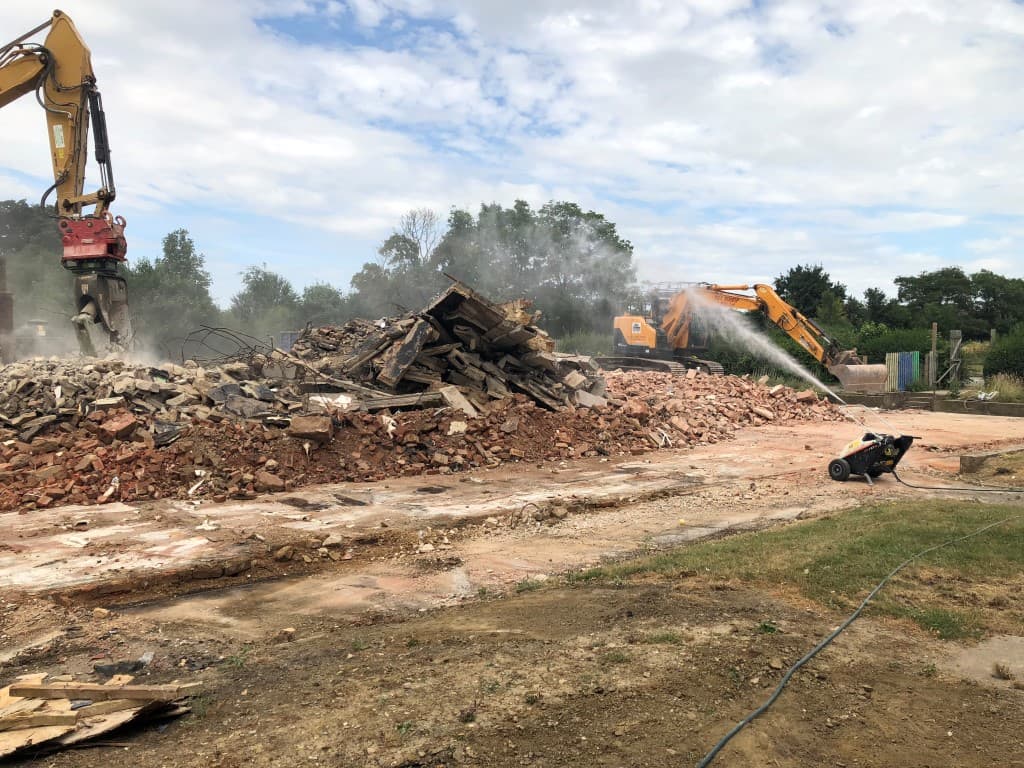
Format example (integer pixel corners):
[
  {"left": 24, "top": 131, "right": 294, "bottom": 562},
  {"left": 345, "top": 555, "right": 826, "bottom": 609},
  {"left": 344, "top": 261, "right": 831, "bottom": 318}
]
[{"left": 2, "top": 408, "right": 1023, "bottom": 767}]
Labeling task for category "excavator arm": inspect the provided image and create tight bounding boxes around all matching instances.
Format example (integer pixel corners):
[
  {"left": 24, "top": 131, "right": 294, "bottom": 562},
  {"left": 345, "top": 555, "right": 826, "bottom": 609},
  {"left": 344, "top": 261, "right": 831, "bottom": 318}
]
[
  {"left": 0, "top": 10, "right": 130, "bottom": 354},
  {"left": 699, "top": 284, "right": 851, "bottom": 366},
  {"left": 677, "top": 283, "right": 886, "bottom": 391}
]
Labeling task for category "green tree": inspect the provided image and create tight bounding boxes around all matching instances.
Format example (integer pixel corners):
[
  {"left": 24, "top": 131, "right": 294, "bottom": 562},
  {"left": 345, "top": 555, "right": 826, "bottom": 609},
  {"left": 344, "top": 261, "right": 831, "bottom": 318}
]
[
  {"left": 297, "top": 282, "right": 350, "bottom": 326},
  {"left": 0, "top": 200, "right": 72, "bottom": 330},
  {"left": 426, "top": 199, "right": 636, "bottom": 336},
  {"left": 971, "top": 270, "right": 1024, "bottom": 335},
  {"left": 815, "top": 290, "right": 848, "bottom": 327},
  {"left": 774, "top": 264, "right": 847, "bottom": 318},
  {"left": 123, "top": 228, "right": 221, "bottom": 356},
  {"left": 229, "top": 265, "right": 299, "bottom": 329}
]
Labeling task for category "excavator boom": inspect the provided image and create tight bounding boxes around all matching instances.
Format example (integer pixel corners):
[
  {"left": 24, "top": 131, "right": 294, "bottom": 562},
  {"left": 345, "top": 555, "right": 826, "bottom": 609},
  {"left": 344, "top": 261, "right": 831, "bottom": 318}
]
[{"left": 0, "top": 10, "right": 130, "bottom": 356}]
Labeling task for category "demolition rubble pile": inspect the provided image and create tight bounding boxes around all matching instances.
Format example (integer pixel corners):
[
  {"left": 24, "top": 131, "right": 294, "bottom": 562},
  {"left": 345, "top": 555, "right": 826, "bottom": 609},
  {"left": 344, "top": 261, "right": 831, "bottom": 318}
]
[
  {"left": 285, "top": 283, "right": 608, "bottom": 411},
  {"left": 0, "top": 282, "right": 845, "bottom": 512}
]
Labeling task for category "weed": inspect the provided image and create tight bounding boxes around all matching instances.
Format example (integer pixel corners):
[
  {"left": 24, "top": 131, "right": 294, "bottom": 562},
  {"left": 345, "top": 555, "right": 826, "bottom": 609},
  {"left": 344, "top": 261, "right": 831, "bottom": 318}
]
[
  {"left": 457, "top": 703, "right": 477, "bottom": 723},
  {"left": 756, "top": 621, "right": 779, "bottom": 635},
  {"left": 515, "top": 579, "right": 542, "bottom": 593},
  {"left": 351, "top": 639, "right": 369, "bottom": 652},
  {"left": 985, "top": 373, "right": 1024, "bottom": 403},
  {"left": 482, "top": 679, "right": 502, "bottom": 693},
  {"left": 524, "top": 692, "right": 540, "bottom": 705},
  {"left": 600, "top": 650, "right": 631, "bottom": 665},
  {"left": 641, "top": 632, "right": 685, "bottom": 645},
  {"left": 396, "top": 721, "right": 414, "bottom": 736},
  {"left": 180, "top": 693, "right": 210, "bottom": 725},
  {"left": 920, "top": 663, "right": 938, "bottom": 678},
  {"left": 225, "top": 649, "right": 250, "bottom": 668},
  {"left": 406, "top": 637, "right": 420, "bottom": 648},
  {"left": 566, "top": 567, "right": 605, "bottom": 584},
  {"left": 476, "top": 586, "right": 489, "bottom": 598}
]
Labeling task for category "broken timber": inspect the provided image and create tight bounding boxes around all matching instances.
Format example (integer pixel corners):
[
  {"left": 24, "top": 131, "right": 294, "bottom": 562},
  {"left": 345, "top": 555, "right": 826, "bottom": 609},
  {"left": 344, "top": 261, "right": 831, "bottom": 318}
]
[{"left": 8, "top": 681, "right": 203, "bottom": 703}]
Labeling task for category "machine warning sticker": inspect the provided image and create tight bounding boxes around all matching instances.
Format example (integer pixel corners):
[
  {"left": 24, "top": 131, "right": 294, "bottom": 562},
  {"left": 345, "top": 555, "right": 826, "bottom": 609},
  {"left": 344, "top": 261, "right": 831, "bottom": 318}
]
[{"left": 53, "top": 125, "right": 66, "bottom": 155}]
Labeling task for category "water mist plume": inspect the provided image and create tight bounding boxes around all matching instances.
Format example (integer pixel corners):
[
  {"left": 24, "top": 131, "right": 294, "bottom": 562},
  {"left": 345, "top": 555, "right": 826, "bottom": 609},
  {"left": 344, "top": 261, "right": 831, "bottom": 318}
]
[{"left": 684, "top": 287, "right": 844, "bottom": 403}]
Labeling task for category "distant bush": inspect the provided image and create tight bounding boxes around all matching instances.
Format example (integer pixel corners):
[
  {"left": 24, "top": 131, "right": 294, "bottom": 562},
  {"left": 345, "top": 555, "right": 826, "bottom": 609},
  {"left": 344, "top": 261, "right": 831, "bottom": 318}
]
[
  {"left": 984, "top": 327, "right": 1024, "bottom": 378},
  {"left": 556, "top": 331, "right": 611, "bottom": 356},
  {"left": 854, "top": 327, "right": 932, "bottom": 364}
]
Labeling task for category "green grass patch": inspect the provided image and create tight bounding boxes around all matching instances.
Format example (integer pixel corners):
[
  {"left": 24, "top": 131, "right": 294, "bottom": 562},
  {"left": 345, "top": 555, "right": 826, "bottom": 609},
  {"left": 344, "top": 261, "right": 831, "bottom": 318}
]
[
  {"left": 578, "top": 501, "right": 1024, "bottom": 637},
  {"left": 600, "top": 650, "right": 631, "bottom": 665},
  {"left": 639, "top": 631, "right": 686, "bottom": 645},
  {"left": 515, "top": 578, "right": 543, "bottom": 593}
]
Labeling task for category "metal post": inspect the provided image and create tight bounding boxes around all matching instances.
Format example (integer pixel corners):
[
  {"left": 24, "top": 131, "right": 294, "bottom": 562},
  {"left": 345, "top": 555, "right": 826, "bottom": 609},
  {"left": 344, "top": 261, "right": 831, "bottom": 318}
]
[{"left": 949, "top": 330, "right": 962, "bottom": 385}]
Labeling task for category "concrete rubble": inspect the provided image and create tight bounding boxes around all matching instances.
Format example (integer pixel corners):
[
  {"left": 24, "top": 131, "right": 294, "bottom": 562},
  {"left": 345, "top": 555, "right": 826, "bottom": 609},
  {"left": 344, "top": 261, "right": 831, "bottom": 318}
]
[{"left": 0, "top": 281, "right": 844, "bottom": 512}]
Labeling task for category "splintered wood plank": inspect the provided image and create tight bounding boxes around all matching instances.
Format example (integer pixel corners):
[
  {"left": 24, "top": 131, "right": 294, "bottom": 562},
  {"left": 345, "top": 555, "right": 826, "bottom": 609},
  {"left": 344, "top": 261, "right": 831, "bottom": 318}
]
[
  {"left": 53, "top": 674, "right": 149, "bottom": 748},
  {"left": 0, "top": 711, "right": 77, "bottom": 732},
  {"left": 8, "top": 681, "right": 202, "bottom": 703},
  {"left": 0, "top": 698, "right": 45, "bottom": 720},
  {"left": 0, "top": 675, "right": 74, "bottom": 758},
  {"left": 376, "top": 319, "right": 438, "bottom": 388}
]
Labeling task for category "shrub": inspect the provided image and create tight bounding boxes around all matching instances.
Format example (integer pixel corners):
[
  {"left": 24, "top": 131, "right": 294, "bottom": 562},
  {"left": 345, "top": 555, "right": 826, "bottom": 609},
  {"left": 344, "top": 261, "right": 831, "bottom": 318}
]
[
  {"left": 854, "top": 327, "right": 932, "bottom": 364},
  {"left": 984, "top": 327, "right": 1024, "bottom": 378},
  {"left": 556, "top": 331, "right": 611, "bottom": 356}
]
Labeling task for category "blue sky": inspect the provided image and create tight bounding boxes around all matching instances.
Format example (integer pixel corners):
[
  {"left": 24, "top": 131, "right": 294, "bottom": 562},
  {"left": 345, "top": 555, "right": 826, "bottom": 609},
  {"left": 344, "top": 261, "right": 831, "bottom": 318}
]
[{"left": 2, "top": 0, "right": 1023, "bottom": 307}]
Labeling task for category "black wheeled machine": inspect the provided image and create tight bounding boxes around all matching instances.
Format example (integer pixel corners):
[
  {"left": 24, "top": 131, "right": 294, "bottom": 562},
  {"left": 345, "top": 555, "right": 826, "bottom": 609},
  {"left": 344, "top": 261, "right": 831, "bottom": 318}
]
[{"left": 828, "top": 433, "right": 915, "bottom": 485}]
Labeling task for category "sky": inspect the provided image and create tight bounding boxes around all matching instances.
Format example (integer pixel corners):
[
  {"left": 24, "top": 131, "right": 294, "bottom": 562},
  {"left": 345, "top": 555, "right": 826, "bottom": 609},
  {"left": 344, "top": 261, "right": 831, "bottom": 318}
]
[{"left": 2, "top": 0, "right": 1023, "bottom": 306}]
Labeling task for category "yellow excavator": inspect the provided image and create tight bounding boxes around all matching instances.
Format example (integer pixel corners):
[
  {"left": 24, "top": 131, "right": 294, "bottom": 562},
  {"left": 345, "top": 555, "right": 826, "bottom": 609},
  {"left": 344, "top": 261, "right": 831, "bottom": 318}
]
[
  {"left": 601, "top": 283, "right": 888, "bottom": 392},
  {"left": 0, "top": 10, "right": 130, "bottom": 357}
]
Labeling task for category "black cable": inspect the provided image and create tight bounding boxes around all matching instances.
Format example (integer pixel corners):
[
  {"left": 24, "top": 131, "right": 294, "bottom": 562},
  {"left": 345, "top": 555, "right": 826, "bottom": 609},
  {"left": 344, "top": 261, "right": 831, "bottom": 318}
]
[
  {"left": 893, "top": 469, "right": 1024, "bottom": 494},
  {"left": 695, "top": 513, "right": 1022, "bottom": 768}
]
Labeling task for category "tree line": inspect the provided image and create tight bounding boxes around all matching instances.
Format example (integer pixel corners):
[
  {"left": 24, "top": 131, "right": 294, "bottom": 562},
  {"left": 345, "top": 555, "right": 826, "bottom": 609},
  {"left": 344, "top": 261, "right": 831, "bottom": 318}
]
[{"left": 1, "top": 198, "right": 1022, "bottom": 375}]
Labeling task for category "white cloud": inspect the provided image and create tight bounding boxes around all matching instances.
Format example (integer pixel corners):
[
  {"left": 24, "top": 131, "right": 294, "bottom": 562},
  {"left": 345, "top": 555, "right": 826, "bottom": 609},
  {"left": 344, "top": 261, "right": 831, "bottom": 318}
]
[{"left": 1, "top": 0, "right": 1023, "bottom": 306}]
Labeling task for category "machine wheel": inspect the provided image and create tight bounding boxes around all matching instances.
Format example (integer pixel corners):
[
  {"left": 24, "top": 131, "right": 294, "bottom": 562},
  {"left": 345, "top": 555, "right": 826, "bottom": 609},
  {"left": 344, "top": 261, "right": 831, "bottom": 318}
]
[
  {"left": 867, "top": 467, "right": 884, "bottom": 478},
  {"left": 828, "top": 458, "right": 851, "bottom": 482}
]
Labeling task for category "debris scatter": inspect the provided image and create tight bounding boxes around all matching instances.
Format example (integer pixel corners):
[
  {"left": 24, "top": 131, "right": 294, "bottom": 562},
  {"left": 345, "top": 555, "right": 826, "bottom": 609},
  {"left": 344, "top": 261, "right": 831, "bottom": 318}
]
[{"left": 0, "top": 282, "right": 841, "bottom": 511}]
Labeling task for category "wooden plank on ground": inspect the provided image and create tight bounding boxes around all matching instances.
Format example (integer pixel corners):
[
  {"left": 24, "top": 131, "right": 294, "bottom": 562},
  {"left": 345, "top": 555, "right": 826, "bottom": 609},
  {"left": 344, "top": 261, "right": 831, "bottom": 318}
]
[
  {"left": 8, "top": 681, "right": 202, "bottom": 703},
  {"left": 0, "top": 711, "right": 77, "bottom": 732},
  {"left": 0, "top": 675, "right": 73, "bottom": 758}
]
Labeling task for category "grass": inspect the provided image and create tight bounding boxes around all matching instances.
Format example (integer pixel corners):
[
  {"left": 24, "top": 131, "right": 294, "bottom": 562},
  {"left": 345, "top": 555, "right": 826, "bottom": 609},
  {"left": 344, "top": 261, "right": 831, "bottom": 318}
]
[
  {"left": 515, "top": 578, "right": 543, "bottom": 593},
  {"left": 986, "top": 373, "right": 1024, "bottom": 402},
  {"left": 573, "top": 501, "right": 1024, "bottom": 639},
  {"left": 756, "top": 620, "right": 779, "bottom": 635},
  {"left": 600, "top": 650, "right": 631, "bottom": 665},
  {"left": 639, "top": 631, "right": 685, "bottom": 645}
]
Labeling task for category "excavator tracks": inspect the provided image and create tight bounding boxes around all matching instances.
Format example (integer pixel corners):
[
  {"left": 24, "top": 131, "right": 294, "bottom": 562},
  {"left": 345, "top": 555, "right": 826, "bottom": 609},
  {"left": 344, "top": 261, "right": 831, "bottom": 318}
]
[{"left": 594, "top": 357, "right": 724, "bottom": 376}]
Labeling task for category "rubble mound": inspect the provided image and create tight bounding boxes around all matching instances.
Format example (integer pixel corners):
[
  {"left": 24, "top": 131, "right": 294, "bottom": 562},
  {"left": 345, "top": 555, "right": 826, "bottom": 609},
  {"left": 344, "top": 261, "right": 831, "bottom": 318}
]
[{"left": 0, "top": 363, "right": 842, "bottom": 511}]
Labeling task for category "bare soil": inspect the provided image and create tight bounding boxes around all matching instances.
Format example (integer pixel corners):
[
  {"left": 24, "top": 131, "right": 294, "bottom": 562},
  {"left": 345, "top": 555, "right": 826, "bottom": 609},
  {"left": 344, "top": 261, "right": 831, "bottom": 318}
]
[{"left": 2, "top": 408, "right": 1023, "bottom": 767}]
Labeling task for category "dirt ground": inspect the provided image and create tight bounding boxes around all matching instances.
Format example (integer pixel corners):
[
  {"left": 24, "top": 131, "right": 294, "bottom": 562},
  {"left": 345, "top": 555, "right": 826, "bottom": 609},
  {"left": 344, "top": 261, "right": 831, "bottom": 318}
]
[{"left": 2, "top": 408, "right": 1023, "bottom": 767}]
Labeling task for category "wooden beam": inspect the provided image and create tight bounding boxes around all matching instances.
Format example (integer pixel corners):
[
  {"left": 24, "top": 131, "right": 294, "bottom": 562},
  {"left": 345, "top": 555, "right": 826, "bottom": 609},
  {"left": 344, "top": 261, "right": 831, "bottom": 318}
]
[
  {"left": 0, "top": 712, "right": 77, "bottom": 732},
  {"left": 8, "top": 682, "right": 203, "bottom": 703},
  {"left": 376, "top": 318, "right": 438, "bottom": 388},
  {"left": 359, "top": 392, "right": 445, "bottom": 412}
]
